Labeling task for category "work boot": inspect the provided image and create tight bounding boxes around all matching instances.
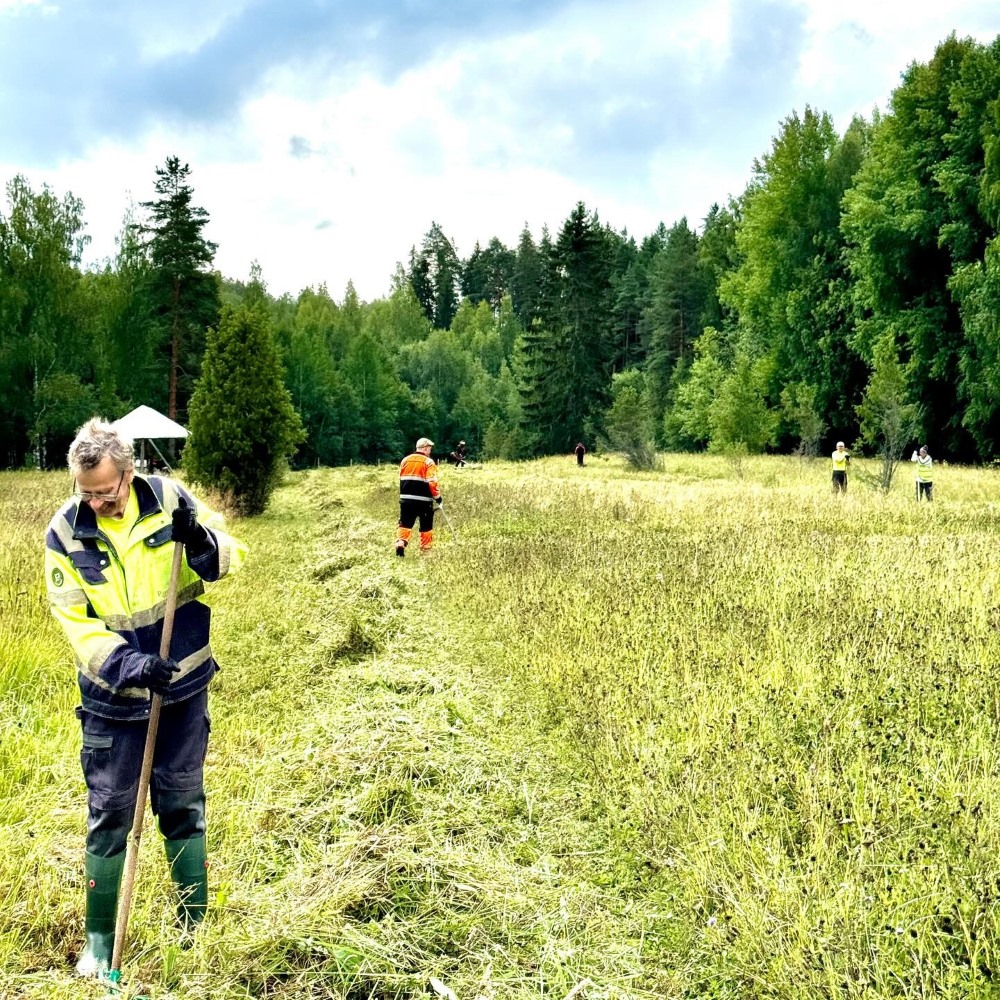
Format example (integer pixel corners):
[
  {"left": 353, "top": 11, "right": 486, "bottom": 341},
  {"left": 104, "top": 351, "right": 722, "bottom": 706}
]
[
  {"left": 164, "top": 836, "right": 208, "bottom": 931},
  {"left": 395, "top": 541, "right": 405, "bottom": 557},
  {"left": 76, "top": 851, "right": 125, "bottom": 977}
]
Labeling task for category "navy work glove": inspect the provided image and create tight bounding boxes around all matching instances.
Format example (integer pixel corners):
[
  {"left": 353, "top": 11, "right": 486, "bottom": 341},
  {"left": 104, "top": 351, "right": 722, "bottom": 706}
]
[
  {"left": 172, "top": 504, "right": 212, "bottom": 556},
  {"left": 140, "top": 654, "right": 180, "bottom": 694},
  {"left": 434, "top": 496, "right": 443, "bottom": 507}
]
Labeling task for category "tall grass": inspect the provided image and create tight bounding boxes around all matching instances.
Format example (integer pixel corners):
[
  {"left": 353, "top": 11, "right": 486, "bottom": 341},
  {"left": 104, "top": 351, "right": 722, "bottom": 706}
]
[
  {"left": 430, "top": 454, "right": 1000, "bottom": 998},
  {"left": 3, "top": 456, "right": 1000, "bottom": 998}
]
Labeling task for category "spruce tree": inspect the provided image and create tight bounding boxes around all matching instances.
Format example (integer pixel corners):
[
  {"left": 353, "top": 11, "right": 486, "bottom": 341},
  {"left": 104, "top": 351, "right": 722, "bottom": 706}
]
[
  {"left": 511, "top": 224, "right": 543, "bottom": 328},
  {"left": 550, "top": 203, "right": 615, "bottom": 449},
  {"left": 184, "top": 297, "right": 304, "bottom": 516},
  {"left": 139, "top": 156, "right": 220, "bottom": 421},
  {"left": 407, "top": 223, "right": 461, "bottom": 330}
]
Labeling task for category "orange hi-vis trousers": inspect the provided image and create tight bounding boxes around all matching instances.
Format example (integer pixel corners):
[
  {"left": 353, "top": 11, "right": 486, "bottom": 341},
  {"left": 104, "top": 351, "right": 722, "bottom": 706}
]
[
  {"left": 396, "top": 499, "right": 434, "bottom": 552},
  {"left": 395, "top": 526, "right": 434, "bottom": 551},
  {"left": 397, "top": 499, "right": 436, "bottom": 551}
]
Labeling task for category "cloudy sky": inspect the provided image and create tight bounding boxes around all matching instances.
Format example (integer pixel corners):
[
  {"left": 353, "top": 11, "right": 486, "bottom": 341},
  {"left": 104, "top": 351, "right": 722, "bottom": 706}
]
[{"left": 0, "top": 0, "right": 995, "bottom": 302}]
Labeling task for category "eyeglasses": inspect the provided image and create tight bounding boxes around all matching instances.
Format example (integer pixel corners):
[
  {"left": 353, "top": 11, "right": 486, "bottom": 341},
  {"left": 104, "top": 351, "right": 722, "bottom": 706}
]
[{"left": 74, "top": 470, "right": 125, "bottom": 503}]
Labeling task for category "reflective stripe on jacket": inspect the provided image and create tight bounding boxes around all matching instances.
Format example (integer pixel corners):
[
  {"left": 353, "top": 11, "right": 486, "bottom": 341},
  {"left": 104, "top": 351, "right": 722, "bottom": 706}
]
[
  {"left": 399, "top": 452, "right": 441, "bottom": 504},
  {"left": 44, "top": 475, "right": 247, "bottom": 720}
]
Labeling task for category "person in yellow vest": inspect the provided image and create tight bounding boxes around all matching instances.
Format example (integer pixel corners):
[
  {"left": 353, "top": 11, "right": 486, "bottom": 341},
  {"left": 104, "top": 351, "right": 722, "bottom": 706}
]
[
  {"left": 45, "top": 418, "right": 247, "bottom": 977},
  {"left": 396, "top": 437, "right": 442, "bottom": 556},
  {"left": 911, "top": 445, "right": 933, "bottom": 501},
  {"left": 831, "top": 440, "right": 850, "bottom": 494}
]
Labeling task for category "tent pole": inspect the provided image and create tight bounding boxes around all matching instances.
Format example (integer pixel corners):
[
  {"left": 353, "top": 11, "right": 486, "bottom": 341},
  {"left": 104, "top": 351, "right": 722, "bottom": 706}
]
[{"left": 149, "top": 438, "right": 173, "bottom": 474}]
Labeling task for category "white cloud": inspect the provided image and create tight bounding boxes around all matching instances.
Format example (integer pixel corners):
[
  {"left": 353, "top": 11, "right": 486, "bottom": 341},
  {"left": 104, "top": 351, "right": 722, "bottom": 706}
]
[
  {"left": 794, "top": 0, "right": 999, "bottom": 126},
  {"left": 0, "top": 0, "right": 995, "bottom": 302},
  {"left": 0, "top": 0, "right": 52, "bottom": 11},
  {"left": 134, "top": 6, "right": 242, "bottom": 62}
]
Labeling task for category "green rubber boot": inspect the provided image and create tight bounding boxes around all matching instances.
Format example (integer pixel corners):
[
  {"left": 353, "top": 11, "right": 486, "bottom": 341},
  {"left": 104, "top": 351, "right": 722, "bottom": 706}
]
[
  {"left": 76, "top": 851, "right": 125, "bottom": 978},
  {"left": 164, "top": 836, "right": 208, "bottom": 930}
]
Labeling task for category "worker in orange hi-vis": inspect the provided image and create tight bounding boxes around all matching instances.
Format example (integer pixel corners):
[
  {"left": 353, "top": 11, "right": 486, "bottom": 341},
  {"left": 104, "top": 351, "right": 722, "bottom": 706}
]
[{"left": 396, "top": 437, "right": 442, "bottom": 557}]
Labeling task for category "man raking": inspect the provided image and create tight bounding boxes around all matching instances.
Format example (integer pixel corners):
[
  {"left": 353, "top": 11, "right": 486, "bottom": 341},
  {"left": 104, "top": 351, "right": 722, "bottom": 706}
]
[{"left": 45, "top": 418, "right": 247, "bottom": 978}]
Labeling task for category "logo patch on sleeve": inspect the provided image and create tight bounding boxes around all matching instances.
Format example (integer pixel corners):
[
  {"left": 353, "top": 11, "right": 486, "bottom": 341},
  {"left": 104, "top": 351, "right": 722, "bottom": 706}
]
[{"left": 51, "top": 568, "right": 64, "bottom": 587}]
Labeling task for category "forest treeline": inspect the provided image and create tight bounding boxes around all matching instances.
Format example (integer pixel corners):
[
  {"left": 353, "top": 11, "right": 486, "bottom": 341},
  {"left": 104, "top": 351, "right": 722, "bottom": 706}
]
[{"left": 3, "top": 32, "right": 1000, "bottom": 472}]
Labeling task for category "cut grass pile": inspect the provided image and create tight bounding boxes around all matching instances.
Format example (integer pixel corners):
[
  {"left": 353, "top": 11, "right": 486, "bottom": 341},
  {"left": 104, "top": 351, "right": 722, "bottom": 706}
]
[{"left": 1, "top": 465, "right": 656, "bottom": 1000}]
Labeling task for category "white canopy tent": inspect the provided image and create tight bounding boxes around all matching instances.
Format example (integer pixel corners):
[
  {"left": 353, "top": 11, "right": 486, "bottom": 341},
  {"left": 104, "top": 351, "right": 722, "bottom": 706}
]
[{"left": 111, "top": 405, "right": 188, "bottom": 473}]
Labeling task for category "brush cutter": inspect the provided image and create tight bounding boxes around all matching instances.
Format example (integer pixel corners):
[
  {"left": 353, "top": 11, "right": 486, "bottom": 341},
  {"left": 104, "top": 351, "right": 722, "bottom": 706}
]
[
  {"left": 106, "top": 539, "right": 184, "bottom": 993},
  {"left": 437, "top": 501, "right": 458, "bottom": 540}
]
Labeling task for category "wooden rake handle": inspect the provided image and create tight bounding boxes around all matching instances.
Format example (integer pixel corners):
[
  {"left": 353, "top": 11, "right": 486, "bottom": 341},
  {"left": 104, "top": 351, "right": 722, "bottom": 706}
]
[{"left": 110, "top": 539, "right": 185, "bottom": 977}]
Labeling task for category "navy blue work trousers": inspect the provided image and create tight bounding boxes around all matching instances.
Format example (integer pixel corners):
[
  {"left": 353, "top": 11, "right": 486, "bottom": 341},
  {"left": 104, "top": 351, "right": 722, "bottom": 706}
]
[{"left": 77, "top": 688, "right": 210, "bottom": 858}]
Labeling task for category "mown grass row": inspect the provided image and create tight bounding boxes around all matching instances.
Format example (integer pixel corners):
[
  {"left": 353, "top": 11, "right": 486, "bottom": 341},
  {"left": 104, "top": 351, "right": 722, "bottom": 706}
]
[{"left": 1, "top": 466, "right": 660, "bottom": 999}]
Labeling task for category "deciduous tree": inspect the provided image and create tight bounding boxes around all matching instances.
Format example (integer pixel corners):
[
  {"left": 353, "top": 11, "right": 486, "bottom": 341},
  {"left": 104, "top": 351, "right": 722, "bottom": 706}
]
[
  {"left": 603, "top": 369, "right": 660, "bottom": 469},
  {"left": 0, "top": 175, "right": 88, "bottom": 467},
  {"left": 856, "top": 331, "right": 921, "bottom": 490},
  {"left": 843, "top": 36, "right": 985, "bottom": 457}
]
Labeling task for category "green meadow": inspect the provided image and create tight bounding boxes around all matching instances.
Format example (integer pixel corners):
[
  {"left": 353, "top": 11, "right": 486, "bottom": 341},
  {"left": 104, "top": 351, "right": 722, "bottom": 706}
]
[{"left": 3, "top": 455, "right": 1000, "bottom": 999}]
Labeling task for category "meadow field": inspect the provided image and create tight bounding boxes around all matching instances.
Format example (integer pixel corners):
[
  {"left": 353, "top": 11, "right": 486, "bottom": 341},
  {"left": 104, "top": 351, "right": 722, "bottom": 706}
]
[{"left": 3, "top": 454, "right": 1000, "bottom": 999}]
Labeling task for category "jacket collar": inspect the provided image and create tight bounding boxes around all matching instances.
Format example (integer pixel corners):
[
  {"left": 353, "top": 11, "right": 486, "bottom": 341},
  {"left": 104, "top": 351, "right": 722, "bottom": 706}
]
[{"left": 72, "top": 474, "right": 161, "bottom": 539}]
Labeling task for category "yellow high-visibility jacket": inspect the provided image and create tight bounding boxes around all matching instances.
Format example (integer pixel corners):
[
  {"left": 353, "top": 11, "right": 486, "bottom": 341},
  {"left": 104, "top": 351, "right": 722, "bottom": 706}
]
[
  {"left": 913, "top": 455, "right": 933, "bottom": 482},
  {"left": 44, "top": 475, "right": 247, "bottom": 720},
  {"left": 831, "top": 450, "right": 849, "bottom": 472}
]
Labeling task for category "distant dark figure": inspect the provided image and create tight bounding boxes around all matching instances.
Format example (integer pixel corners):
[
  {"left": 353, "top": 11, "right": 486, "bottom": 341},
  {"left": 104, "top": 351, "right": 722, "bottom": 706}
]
[
  {"left": 446, "top": 441, "right": 468, "bottom": 467},
  {"left": 574, "top": 442, "right": 586, "bottom": 467}
]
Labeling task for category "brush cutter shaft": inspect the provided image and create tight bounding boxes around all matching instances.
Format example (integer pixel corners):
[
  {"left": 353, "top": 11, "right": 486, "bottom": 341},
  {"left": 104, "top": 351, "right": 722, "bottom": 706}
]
[{"left": 439, "top": 504, "right": 458, "bottom": 539}]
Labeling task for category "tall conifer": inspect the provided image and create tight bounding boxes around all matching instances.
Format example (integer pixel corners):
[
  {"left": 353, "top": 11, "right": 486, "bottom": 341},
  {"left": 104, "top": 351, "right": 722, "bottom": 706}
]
[{"left": 139, "top": 156, "right": 220, "bottom": 421}]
